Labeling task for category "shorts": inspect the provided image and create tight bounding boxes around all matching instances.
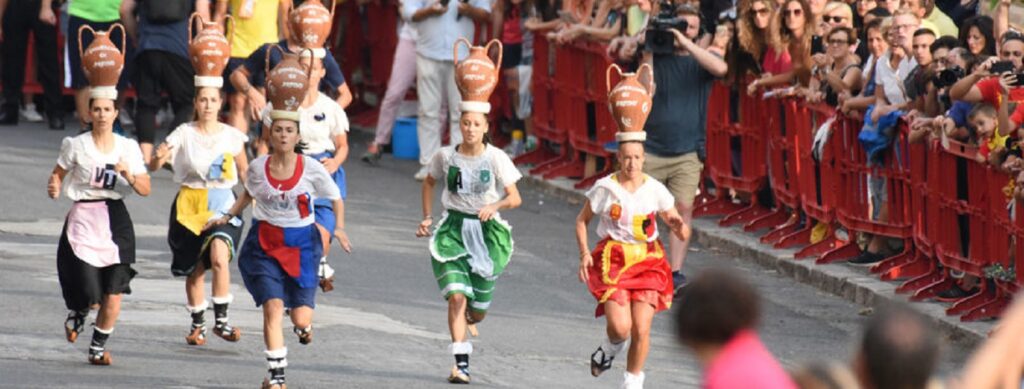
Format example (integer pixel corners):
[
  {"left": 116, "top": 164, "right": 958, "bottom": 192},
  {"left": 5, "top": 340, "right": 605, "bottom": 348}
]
[
  {"left": 501, "top": 43, "right": 523, "bottom": 70},
  {"left": 66, "top": 16, "right": 131, "bottom": 90},
  {"left": 433, "top": 258, "right": 497, "bottom": 313},
  {"left": 643, "top": 152, "right": 704, "bottom": 207},
  {"left": 223, "top": 57, "right": 247, "bottom": 94}
]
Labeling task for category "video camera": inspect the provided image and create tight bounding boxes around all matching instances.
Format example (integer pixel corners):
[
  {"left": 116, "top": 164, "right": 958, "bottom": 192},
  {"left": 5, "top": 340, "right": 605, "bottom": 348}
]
[
  {"left": 931, "top": 66, "right": 964, "bottom": 89},
  {"left": 645, "top": 1, "right": 689, "bottom": 55}
]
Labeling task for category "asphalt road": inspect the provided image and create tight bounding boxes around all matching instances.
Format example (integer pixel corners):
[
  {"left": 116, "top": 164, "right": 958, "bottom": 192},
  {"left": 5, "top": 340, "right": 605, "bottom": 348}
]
[{"left": 0, "top": 122, "right": 973, "bottom": 388}]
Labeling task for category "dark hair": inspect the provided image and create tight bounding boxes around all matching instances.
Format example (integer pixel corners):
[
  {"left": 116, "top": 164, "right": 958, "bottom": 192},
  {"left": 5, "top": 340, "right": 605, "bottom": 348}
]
[
  {"left": 1002, "top": 30, "right": 1024, "bottom": 46},
  {"left": 864, "top": 18, "right": 885, "bottom": 34},
  {"left": 930, "top": 35, "right": 959, "bottom": 54},
  {"left": 859, "top": 305, "right": 939, "bottom": 389},
  {"left": 675, "top": 268, "right": 760, "bottom": 346},
  {"left": 960, "top": 15, "right": 996, "bottom": 56},
  {"left": 867, "top": 6, "right": 891, "bottom": 18},
  {"left": 267, "top": 119, "right": 308, "bottom": 154},
  {"left": 913, "top": 28, "right": 935, "bottom": 38},
  {"left": 968, "top": 103, "right": 996, "bottom": 121},
  {"left": 828, "top": 26, "right": 857, "bottom": 44}
]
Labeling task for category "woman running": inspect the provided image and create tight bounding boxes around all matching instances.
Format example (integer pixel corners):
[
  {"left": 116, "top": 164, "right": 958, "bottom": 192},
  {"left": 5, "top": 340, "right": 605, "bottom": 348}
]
[
  {"left": 149, "top": 28, "right": 250, "bottom": 345},
  {"left": 49, "top": 23, "right": 151, "bottom": 365},
  {"left": 574, "top": 65, "right": 691, "bottom": 389},
  {"left": 207, "top": 53, "right": 351, "bottom": 389},
  {"left": 415, "top": 39, "right": 522, "bottom": 384}
]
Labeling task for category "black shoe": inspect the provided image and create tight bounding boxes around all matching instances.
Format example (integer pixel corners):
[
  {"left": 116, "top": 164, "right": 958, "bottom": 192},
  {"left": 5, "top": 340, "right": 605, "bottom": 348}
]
[
  {"left": 936, "top": 284, "right": 979, "bottom": 301},
  {"left": 0, "top": 106, "right": 18, "bottom": 125},
  {"left": 590, "top": 346, "right": 614, "bottom": 377},
  {"left": 48, "top": 115, "right": 65, "bottom": 130},
  {"left": 361, "top": 149, "right": 382, "bottom": 166},
  {"left": 848, "top": 251, "right": 886, "bottom": 266}
]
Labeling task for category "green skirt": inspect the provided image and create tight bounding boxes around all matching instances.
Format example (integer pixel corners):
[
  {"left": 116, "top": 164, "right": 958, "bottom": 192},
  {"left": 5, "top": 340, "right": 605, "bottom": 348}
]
[{"left": 429, "top": 210, "right": 514, "bottom": 312}]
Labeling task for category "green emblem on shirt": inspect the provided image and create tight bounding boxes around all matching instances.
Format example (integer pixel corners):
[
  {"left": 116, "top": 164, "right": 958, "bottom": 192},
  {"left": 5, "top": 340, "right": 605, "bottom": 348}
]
[{"left": 479, "top": 170, "right": 491, "bottom": 184}]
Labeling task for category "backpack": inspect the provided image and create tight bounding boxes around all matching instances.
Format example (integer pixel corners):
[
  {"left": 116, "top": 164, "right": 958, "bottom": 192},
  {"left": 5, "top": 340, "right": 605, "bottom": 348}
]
[{"left": 140, "top": 0, "right": 192, "bottom": 24}]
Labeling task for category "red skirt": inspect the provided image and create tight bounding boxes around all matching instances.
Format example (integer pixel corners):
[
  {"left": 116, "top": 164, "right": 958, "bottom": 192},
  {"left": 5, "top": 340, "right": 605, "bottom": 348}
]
[{"left": 586, "top": 238, "right": 673, "bottom": 317}]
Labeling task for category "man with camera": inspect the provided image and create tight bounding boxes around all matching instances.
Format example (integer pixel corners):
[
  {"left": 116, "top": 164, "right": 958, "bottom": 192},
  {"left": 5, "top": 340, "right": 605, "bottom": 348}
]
[
  {"left": 614, "top": 2, "right": 726, "bottom": 291},
  {"left": 403, "top": 0, "right": 491, "bottom": 181},
  {"left": 950, "top": 33, "right": 1024, "bottom": 136}
]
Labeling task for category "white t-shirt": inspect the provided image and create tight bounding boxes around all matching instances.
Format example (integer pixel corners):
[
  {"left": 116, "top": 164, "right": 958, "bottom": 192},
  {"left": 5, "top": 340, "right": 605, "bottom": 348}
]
[
  {"left": 262, "top": 92, "right": 349, "bottom": 155},
  {"left": 875, "top": 50, "right": 917, "bottom": 106},
  {"left": 428, "top": 144, "right": 522, "bottom": 215},
  {"left": 57, "top": 133, "right": 147, "bottom": 202},
  {"left": 245, "top": 155, "right": 341, "bottom": 228},
  {"left": 164, "top": 122, "right": 249, "bottom": 189},
  {"left": 586, "top": 174, "right": 675, "bottom": 244}
]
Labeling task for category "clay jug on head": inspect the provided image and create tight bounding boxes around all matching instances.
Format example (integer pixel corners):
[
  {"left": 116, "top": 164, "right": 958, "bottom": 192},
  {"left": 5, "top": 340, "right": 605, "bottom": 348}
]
[
  {"left": 606, "top": 63, "right": 654, "bottom": 133},
  {"left": 188, "top": 14, "right": 232, "bottom": 78},
  {"left": 454, "top": 38, "right": 503, "bottom": 103},
  {"left": 265, "top": 46, "right": 314, "bottom": 113},
  {"left": 79, "top": 24, "right": 126, "bottom": 88},
  {"left": 291, "top": 0, "right": 334, "bottom": 48}
]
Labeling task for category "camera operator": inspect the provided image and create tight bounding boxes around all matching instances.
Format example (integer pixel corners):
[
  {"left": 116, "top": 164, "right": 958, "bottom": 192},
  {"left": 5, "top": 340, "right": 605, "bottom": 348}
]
[
  {"left": 950, "top": 32, "right": 1024, "bottom": 137},
  {"left": 618, "top": 2, "right": 726, "bottom": 291}
]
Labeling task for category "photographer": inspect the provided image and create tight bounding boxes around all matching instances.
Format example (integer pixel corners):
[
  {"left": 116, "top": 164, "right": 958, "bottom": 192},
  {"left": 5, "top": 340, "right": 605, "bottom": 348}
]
[
  {"left": 637, "top": 2, "right": 727, "bottom": 290},
  {"left": 950, "top": 32, "right": 1024, "bottom": 137}
]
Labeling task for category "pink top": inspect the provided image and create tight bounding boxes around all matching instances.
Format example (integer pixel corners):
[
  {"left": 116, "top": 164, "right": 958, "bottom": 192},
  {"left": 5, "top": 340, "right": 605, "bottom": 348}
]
[
  {"left": 704, "top": 330, "right": 798, "bottom": 389},
  {"left": 762, "top": 46, "right": 793, "bottom": 75}
]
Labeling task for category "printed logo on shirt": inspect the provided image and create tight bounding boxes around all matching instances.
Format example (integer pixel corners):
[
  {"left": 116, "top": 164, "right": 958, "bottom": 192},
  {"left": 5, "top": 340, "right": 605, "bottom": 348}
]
[
  {"left": 90, "top": 164, "right": 118, "bottom": 190},
  {"left": 447, "top": 166, "right": 463, "bottom": 193}
]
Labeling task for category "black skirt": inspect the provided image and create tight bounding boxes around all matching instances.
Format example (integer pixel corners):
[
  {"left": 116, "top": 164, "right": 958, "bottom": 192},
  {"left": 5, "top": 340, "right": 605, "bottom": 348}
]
[
  {"left": 56, "top": 199, "right": 137, "bottom": 311},
  {"left": 168, "top": 195, "right": 244, "bottom": 276}
]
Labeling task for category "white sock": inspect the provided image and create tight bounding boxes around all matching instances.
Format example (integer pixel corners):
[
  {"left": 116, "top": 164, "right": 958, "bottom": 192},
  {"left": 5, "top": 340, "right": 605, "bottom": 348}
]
[
  {"left": 449, "top": 341, "right": 473, "bottom": 355},
  {"left": 265, "top": 348, "right": 288, "bottom": 369},
  {"left": 95, "top": 326, "right": 114, "bottom": 335},
  {"left": 211, "top": 295, "right": 233, "bottom": 305},
  {"left": 602, "top": 338, "right": 626, "bottom": 359},
  {"left": 621, "top": 371, "right": 645, "bottom": 389},
  {"left": 186, "top": 300, "right": 209, "bottom": 313}
]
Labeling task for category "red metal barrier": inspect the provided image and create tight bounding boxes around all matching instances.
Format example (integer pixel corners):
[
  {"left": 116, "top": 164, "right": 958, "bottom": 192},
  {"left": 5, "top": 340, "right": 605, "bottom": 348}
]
[
  {"left": 790, "top": 104, "right": 841, "bottom": 258},
  {"left": 693, "top": 81, "right": 772, "bottom": 229},
  {"left": 754, "top": 98, "right": 805, "bottom": 245}
]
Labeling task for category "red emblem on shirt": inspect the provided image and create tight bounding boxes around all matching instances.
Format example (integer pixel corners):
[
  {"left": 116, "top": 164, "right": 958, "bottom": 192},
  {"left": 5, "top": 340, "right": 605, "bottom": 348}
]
[
  {"left": 609, "top": 204, "right": 622, "bottom": 220},
  {"left": 297, "top": 193, "right": 311, "bottom": 219}
]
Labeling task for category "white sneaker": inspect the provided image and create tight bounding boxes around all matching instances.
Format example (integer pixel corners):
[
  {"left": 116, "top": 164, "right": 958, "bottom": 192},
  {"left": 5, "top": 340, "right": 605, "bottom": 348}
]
[
  {"left": 414, "top": 166, "right": 429, "bottom": 181},
  {"left": 119, "top": 109, "right": 134, "bottom": 126},
  {"left": 21, "top": 104, "right": 43, "bottom": 122},
  {"left": 621, "top": 371, "right": 645, "bottom": 389}
]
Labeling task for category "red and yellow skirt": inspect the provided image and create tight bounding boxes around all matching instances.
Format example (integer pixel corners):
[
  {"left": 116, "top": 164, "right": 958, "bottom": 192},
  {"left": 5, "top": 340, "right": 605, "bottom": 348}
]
[{"left": 586, "top": 238, "right": 673, "bottom": 317}]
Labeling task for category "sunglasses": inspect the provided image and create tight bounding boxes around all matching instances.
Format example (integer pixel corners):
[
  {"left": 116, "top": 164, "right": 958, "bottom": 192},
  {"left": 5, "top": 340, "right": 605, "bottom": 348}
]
[
  {"left": 828, "top": 38, "right": 850, "bottom": 45},
  {"left": 822, "top": 15, "right": 845, "bottom": 23},
  {"left": 784, "top": 8, "right": 803, "bottom": 17},
  {"left": 751, "top": 7, "right": 770, "bottom": 15}
]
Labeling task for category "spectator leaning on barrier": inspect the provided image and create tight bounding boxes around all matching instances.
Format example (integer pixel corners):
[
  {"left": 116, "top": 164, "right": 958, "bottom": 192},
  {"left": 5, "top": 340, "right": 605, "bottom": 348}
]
[
  {"left": 804, "top": 26, "right": 861, "bottom": 105},
  {"left": 949, "top": 31, "right": 1024, "bottom": 138},
  {"left": 635, "top": 3, "right": 727, "bottom": 291},
  {"left": 903, "top": 28, "right": 935, "bottom": 113},
  {"left": 840, "top": 17, "right": 886, "bottom": 116},
  {"left": 853, "top": 7, "right": 890, "bottom": 68},
  {"left": 747, "top": 0, "right": 813, "bottom": 94},
  {"left": 553, "top": 0, "right": 626, "bottom": 44},
  {"left": 737, "top": 0, "right": 774, "bottom": 64},
  {"left": 852, "top": 305, "right": 941, "bottom": 389},
  {"left": 120, "top": 0, "right": 205, "bottom": 165},
  {"left": 403, "top": 0, "right": 491, "bottom": 181},
  {"left": 0, "top": 0, "right": 66, "bottom": 129}
]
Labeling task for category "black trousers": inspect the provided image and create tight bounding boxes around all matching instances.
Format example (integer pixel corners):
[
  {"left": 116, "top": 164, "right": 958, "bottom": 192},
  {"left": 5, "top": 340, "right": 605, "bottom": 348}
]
[
  {"left": 135, "top": 50, "right": 194, "bottom": 144},
  {"left": 1, "top": 0, "right": 62, "bottom": 116}
]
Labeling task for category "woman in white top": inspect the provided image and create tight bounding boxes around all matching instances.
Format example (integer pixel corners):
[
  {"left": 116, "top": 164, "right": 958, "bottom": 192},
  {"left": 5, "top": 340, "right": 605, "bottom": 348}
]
[
  {"left": 209, "top": 97, "right": 352, "bottom": 389},
  {"left": 47, "top": 95, "right": 151, "bottom": 366},
  {"left": 575, "top": 140, "right": 691, "bottom": 388},
  {"left": 259, "top": 54, "right": 350, "bottom": 293},
  {"left": 149, "top": 86, "right": 251, "bottom": 346}
]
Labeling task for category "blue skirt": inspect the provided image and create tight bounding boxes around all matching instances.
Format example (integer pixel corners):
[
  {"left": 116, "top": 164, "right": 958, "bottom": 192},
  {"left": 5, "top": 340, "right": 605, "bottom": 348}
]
[
  {"left": 238, "top": 220, "right": 322, "bottom": 309},
  {"left": 308, "top": 151, "right": 347, "bottom": 236}
]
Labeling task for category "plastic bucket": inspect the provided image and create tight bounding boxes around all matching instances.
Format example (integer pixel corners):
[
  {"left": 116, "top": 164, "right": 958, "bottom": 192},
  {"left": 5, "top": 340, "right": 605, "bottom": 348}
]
[{"left": 392, "top": 117, "right": 419, "bottom": 160}]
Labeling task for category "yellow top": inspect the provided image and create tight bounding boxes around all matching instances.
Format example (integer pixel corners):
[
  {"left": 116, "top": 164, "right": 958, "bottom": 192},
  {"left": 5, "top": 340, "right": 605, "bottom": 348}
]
[{"left": 229, "top": 0, "right": 283, "bottom": 58}]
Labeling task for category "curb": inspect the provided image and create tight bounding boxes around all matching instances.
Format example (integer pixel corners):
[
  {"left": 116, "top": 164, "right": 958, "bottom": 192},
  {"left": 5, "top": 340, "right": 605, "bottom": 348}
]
[{"left": 518, "top": 170, "right": 991, "bottom": 346}]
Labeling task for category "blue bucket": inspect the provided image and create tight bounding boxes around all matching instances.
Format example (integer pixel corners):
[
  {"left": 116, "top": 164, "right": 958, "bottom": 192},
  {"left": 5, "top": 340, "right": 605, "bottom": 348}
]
[{"left": 391, "top": 117, "right": 419, "bottom": 160}]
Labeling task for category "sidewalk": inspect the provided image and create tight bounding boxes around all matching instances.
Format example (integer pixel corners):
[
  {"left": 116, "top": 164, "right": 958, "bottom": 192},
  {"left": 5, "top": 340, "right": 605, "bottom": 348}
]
[{"left": 515, "top": 170, "right": 994, "bottom": 346}]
